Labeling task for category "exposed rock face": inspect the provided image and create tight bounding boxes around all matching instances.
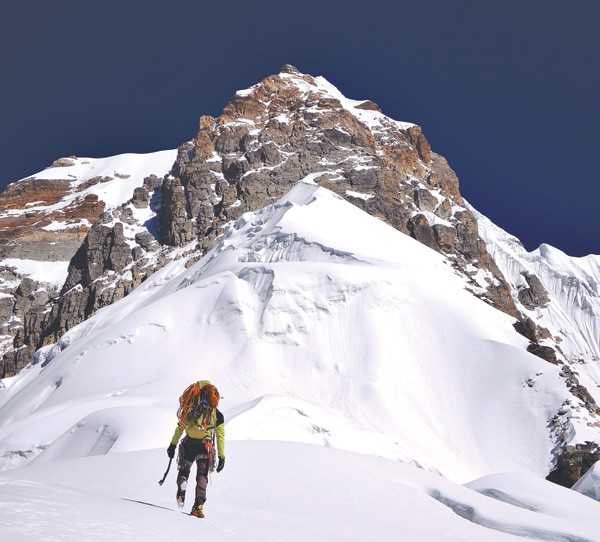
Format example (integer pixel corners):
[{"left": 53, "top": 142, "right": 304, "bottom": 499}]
[
  {"left": 0, "top": 151, "right": 176, "bottom": 376},
  {"left": 547, "top": 442, "right": 600, "bottom": 488},
  {"left": 526, "top": 342, "right": 558, "bottom": 364},
  {"left": 39, "top": 201, "right": 163, "bottom": 345},
  {"left": 0, "top": 174, "right": 108, "bottom": 376},
  {"left": 158, "top": 176, "right": 195, "bottom": 246},
  {"left": 157, "top": 64, "right": 517, "bottom": 317},
  {"left": 63, "top": 221, "right": 133, "bottom": 291},
  {"left": 0, "top": 65, "right": 565, "bottom": 377},
  {"left": 518, "top": 271, "right": 550, "bottom": 310},
  {"left": 1, "top": 276, "right": 60, "bottom": 377},
  {"left": 0, "top": 178, "right": 93, "bottom": 261}
]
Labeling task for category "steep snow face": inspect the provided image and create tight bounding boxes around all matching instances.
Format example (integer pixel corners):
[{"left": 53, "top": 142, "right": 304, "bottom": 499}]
[
  {"left": 472, "top": 205, "right": 600, "bottom": 404},
  {"left": 0, "top": 181, "right": 585, "bottom": 483}
]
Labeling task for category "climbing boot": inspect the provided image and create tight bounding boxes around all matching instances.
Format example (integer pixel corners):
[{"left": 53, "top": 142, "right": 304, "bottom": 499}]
[{"left": 190, "top": 503, "right": 204, "bottom": 518}]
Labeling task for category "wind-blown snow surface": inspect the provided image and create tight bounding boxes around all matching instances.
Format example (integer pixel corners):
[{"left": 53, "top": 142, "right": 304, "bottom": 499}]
[
  {"left": 1, "top": 181, "right": 599, "bottom": 540},
  {"left": 2, "top": 443, "right": 600, "bottom": 542}
]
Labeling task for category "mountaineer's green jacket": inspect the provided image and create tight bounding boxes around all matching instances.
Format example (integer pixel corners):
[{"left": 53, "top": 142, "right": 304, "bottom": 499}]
[{"left": 170, "top": 380, "right": 225, "bottom": 458}]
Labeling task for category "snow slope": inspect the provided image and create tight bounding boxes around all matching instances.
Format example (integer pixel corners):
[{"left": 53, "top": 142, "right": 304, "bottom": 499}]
[
  {"left": 1, "top": 181, "right": 599, "bottom": 540},
  {"left": 2, "top": 442, "right": 600, "bottom": 542}
]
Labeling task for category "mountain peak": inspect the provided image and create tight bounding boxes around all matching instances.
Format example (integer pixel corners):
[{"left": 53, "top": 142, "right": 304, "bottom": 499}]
[{"left": 279, "top": 63, "right": 303, "bottom": 75}]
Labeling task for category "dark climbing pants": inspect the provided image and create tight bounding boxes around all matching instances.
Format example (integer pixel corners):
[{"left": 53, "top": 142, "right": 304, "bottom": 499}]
[{"left": 177, "top": 437, "right": 210, "bottom": 504}]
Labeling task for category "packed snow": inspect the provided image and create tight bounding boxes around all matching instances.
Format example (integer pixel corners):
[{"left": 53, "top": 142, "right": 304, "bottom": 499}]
[
  {"left": 0, "top": 258, "right": 70, "bottom": 286},
  {"left": 1, "top": 182, "right": 599, "bottom": 540},
  {"left": 2, "top": 443, "right": 600, "bottom": 542}
]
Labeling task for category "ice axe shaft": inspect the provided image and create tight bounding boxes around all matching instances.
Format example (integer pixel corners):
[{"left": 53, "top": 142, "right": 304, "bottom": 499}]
[{"left": 158, "top": 457, "right": 173, "bottom": 486}]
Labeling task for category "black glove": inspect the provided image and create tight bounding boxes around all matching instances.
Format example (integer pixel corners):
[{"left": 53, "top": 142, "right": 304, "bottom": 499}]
[
  {"left": 216, "top": 457, "right": 225, "bottom": 472},
  {"left": 167, "top": 444, "right": 176, "bottom": 459}
]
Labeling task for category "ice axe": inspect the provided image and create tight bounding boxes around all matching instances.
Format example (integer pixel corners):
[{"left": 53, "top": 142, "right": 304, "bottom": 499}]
[{"left": 158, "top": 457, "right": 173, "bottom": 486}]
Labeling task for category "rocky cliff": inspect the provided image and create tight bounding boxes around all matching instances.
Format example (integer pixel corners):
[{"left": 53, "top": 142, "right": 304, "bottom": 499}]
[
  {"left": 0, "top": 151, "right": 176, "bottom": 374},
  {"left": 159, "top": 65, "right": 515, "bottom": 320}
]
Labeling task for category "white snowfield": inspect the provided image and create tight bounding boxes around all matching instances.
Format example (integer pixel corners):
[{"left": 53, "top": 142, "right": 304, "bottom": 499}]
[
  {"left": 2, "top": 443, "right": 600, "bottom": 542},
  {"left": 1, "top": 181, "right": 599, "bottom": 540}
]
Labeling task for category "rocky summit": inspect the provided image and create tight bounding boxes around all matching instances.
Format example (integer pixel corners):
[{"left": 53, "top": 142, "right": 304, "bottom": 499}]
[{"left": 1, "top": 65, "right": 599, "bottom": 486}]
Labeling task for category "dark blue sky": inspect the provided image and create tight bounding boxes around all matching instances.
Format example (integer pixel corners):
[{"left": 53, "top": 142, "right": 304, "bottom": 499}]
[{"left": 1, "top": 1, "right": 598, "bottom": 256}]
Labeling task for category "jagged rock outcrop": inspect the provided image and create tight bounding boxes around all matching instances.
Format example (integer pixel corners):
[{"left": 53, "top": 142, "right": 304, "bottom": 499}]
[
  {"left": 0, "top": 151, "right": 175, "bottom": 376},
  {"left": 518, "top": 271, "right": 550, "bottom": 310},
  {"left": 63, "top": 221, "right": 133, "bottom": 291},
  {"left": 40, "top": 203, "right": 159, "bottom": 344},
  {"left": 526, "top": 342, "right": 558, "bottom": 364},
  {"left": 158, "top": 176, "right": 195, "bottom": 246},
  {"left": 547, "top": 442, "right": 600, "bottom": 488},
  {"left": 157, "top": 64, "right": 517, "bottom": 317},
  {"left": 1, "top": 276, "right": 60, "bottom": 376}
]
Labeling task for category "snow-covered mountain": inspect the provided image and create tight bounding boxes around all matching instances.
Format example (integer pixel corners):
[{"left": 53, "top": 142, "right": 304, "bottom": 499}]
[
  {"left": 1, "top": 182, "right": 599, "bottom": 540},
  {"left": 0, "top": 182, "right": 574, "bottom": 477},
  {"left": 1, "top": 65, "right": 600, "bottom": 540}
]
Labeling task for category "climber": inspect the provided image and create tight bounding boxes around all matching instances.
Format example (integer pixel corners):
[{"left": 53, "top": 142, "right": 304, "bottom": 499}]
[{"left": 167, "top": 380, "right": 225, "bottom": 518}]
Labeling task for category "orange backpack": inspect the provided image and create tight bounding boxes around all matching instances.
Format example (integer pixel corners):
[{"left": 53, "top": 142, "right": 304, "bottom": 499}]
[{"left": 177, "top": 382, "right": 220, "bottom": 429}]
